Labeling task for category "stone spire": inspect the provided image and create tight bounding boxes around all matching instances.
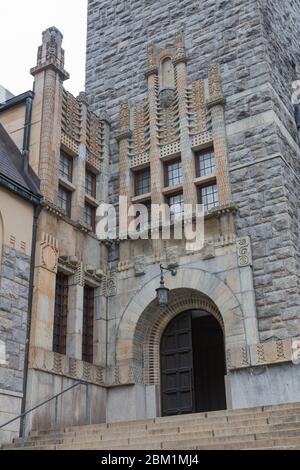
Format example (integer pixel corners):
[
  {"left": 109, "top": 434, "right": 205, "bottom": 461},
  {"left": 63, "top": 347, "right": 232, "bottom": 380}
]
[{"left": 30, "top": 26, "right": 69, "bottom": 81}]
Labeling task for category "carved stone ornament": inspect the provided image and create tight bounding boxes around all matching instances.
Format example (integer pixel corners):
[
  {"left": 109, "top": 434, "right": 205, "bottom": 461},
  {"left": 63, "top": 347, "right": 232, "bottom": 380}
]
[
  {"left": 236, "top": 237, "right": 252, "bottom": 267},
  {"left": 39, "top": 232, "right": 59, "bottom": 273}
]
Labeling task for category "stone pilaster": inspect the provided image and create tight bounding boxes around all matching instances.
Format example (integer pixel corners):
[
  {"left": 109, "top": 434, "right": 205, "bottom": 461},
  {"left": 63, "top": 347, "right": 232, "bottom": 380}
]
[
  {"left": 98, "top": 113, "right": 110, "bottom": 204},
  {"left": 67, "top": 263, "right": 84, "bottom": 360},
  {"left": 30, "top": 27, "right": 69, "bottom": 204},
  {"left": 207, "top": 63, "right": 231, "bottom": 205},
  {"left": 173, "top": 35, "right": 197, "bottom": 206},
  {"left": 30, "top": 232, "right": 59, "bottom": 350},
  {"left": 73, "top": 96, "right": 88, "bottom": 223},
  {"left": 93, "top": 286, "right": 107, "bottom": 367},
  {"left": 146, "top": 48, "right": 163, "bottom": 206}
]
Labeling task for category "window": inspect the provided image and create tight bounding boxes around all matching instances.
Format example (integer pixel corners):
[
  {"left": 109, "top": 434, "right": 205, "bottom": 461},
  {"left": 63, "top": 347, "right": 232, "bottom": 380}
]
[
  {"left": 165, "top": 159, "right": 183, "bottom": 187},
  {"left": 196, "top": 148, "right": 216, "bottom": 177},
  {"left": 82, "top": 286, "right": 94, "bottom": 364},
  {"left": 168, "top": 193, "right": 184, "bottom": 222},
  {"left": 134, "top": 168, "right": 151, "bottom": 196},
  {"left": 199, "top": 185, "right": 219, "bottom": 211},
  {"left": 58, "top": 185, "right": 72, "bottom": 217},
  {"left": 136, "top": 200, "right": 152, "bottom": 231},
  {"left": 60, "top": 151, "right": 73, "bottom": 181},
  {"left": 53, "top": 273, "right": 69, "bottom": 355},
  {"left": 84, "top": 203, "right": 96, "bottom": 231},
  {"left": 85, "top": 169, "right": 97, "bottom": 198}
]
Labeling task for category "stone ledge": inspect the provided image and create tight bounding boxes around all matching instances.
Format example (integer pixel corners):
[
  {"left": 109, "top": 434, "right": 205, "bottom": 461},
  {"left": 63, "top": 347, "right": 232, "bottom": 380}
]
[
  {"left": 0, "top": 388, "right": 23, "bottom": 399},
  {"left": 28, "top": 348, "right": 138, "bottom": 387},
  {"left": 227, "top": 339, "right": 295, "bottom": 371}
]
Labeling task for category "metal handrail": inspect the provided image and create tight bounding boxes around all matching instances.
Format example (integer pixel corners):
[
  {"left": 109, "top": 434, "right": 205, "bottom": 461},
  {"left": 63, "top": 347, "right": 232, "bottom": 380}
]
[{"left": 0, "top": 381, "right": 89, "bottom": 446}]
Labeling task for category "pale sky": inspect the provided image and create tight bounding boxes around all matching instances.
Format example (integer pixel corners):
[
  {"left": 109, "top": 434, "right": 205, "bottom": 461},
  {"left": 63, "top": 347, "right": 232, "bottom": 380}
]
[{"left": 1, "top": 0, "right": 87, "bottom": 97}]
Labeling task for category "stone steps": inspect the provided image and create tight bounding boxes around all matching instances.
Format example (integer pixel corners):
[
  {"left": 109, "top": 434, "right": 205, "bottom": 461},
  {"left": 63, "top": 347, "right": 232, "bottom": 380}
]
[
  {"left": 4, "top": 402, "right": 300, "bottom": 450},
  {"left": 10, "top": 420, "right": 300, "bottom": 449}
]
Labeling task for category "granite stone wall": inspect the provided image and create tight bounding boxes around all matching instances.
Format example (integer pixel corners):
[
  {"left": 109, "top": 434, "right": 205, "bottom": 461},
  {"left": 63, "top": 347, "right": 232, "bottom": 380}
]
[
  {"left": 0, "top": 246, "right": 31, "bottom": 443},
  {"left": 86, "top": 0, "right": 300, "bottom": 340}
]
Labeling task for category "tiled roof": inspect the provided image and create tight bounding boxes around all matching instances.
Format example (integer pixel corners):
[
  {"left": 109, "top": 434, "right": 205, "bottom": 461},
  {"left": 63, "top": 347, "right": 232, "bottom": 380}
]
[{"left": 0, "top": 124, "right": 40, "bottom": 195}]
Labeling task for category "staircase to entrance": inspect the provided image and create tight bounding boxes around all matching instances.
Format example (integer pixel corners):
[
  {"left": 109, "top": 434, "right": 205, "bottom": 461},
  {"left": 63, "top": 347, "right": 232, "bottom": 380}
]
[{"left": 3, "top": 402, "right": 300, "bottom": 450}]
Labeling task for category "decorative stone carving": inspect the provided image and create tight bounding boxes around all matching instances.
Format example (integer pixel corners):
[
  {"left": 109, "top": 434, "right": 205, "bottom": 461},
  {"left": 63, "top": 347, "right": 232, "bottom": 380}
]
[
  {"left": 199, "top": 241, "right": 216, "bottom": 260},
  {"left": 250, "top": 340, "right": 292, "bottom": 367},
  {"left": 188, "top": 80, "right": 207, "bottom": 134},
  {"left": 132, "top": 102, "right": 148, "bottom": 154},
  {"left": 208, "top": 63, "right": 223, "bottom": 99},
  {"left": 173, "top": 32, "right": 187, "bottom": 64},
  {"left": 87, "top": 111, "right": 104, "bottom": 158},
  {"left": 120, "top": 100, "right": 130, "bottom": 130},
  {"left": 38, "top": 232, "right": 59, "bottom": 273},
  {"left": 61, "top": 89, "right": 81, "bottom": 142},
  {"left": 134, "top": 255, "right": 146, "bottom": 276},
  {"left": 146, "top": 45, "right": 158, "bottom": 75},
  {"left": 166, "top": 246, "right": 179, "bottom": 267},
  {"left": 159, "top": 88, "right": 175, "bottom": 109},
  {"left": 101, "top": 275, "right": 117, "bottom": 297},
  {"left": 29, "top": 347, "right": 105, "bottom": 386},
  {"left": 237, "top": 236, "right": 252, "bottom": 267},
  {"left": 74, "top": 262, "right": 85, "bottom": 286},
  {"left": 226, "top": 346, "right": 250, "bottom": 370}
]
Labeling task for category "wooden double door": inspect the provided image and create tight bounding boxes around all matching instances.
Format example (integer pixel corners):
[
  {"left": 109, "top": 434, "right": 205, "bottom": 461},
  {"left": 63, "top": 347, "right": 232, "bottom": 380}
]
[{"left": 160, "top": 310, "right": 227, "bottom": 416}]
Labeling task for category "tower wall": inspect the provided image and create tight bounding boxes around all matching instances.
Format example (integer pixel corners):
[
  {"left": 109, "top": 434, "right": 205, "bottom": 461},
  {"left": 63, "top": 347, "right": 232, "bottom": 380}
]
[{"left": 86, "top": 0, "right": 300, "bottom": 342}]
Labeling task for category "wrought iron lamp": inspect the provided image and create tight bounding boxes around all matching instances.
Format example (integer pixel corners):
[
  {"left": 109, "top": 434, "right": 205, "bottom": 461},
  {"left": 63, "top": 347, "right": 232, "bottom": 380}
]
[{"left": 156, "top": 264, "right": 177, "bottom": 306}]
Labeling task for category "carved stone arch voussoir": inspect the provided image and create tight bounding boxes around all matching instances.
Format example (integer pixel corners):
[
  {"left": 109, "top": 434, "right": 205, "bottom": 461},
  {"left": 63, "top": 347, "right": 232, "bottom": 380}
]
[{"left": 133, "top": 289, "right": 225, "bottom": 385}]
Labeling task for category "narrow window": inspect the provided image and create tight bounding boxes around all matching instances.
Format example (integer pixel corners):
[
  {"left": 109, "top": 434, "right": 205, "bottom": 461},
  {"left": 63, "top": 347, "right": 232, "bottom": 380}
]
[
  {"left": 165, "top": 159, "right": 183, "bottom": 187},
  {"left": 84, "top": 203, "right": 96, "bottom": 232},
  {"left": 53, "top": 272, "right": 69, "bottom": 355},
  {"left": 85, "top": 169, "right": 97, "bottom": 198},
  {"left": 134, "top": 168, "right": 151, "bottom": 196},
  {"left": 82, "top": 286, "right": 94, "bottom": 364},
  {"left": 59, "top": 151, "right": 73, "bottom": 182},
  {"left": 58, "top": 185, "right": 72, "bottom": 217},
  {"left": 199, "top": 184, "right": 219, "bottom": 211},
  {"left": 196, "top": 148, "right": 216, "bottom": 177},
  {"left": 168, "top": 193, "right": 184, "bottom": 222}
]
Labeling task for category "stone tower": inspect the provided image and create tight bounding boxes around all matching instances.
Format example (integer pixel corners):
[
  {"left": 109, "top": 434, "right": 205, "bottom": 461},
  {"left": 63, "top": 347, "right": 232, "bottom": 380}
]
[{"left": 85, "top": 0, "right": 300, "bottom": 418}]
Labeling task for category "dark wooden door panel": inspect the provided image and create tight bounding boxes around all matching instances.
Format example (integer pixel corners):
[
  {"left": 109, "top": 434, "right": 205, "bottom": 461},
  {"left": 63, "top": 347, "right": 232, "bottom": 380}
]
[{"left": 161, "top": 312, "right": 194, "bottom": 416}]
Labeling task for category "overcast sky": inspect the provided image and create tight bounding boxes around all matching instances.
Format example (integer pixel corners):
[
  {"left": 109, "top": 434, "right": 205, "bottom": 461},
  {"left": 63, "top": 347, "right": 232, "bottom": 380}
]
[{"left": 1, "top": 0, "right": 87, "bottom": 97}]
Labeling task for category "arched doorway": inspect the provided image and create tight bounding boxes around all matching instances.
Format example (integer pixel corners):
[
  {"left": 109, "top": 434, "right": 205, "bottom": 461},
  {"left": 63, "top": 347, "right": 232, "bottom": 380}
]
[{"left": 160, "top": 310, "right": 227, "bottom": 416}]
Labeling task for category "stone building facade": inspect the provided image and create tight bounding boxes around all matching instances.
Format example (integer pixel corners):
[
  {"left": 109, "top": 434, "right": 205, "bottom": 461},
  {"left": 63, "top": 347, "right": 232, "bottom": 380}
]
[
  {"left": 0, "top": 28, "right": 110, "bottom": 436},
  {"left": 0, "top": 123, "right": 41, "bottom": 445},
  {"left": 85, "top": 0, "right": 300, "bottom": 418},
  {"left": 0, "top": 0, "right": 300, "bottom": 439}
]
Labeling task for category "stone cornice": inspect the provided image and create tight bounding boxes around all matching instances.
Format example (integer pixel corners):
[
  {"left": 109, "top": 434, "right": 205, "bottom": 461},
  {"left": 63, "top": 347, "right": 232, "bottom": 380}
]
[{"left": 30, "top": 61, "right": 69, "bottom": 81}]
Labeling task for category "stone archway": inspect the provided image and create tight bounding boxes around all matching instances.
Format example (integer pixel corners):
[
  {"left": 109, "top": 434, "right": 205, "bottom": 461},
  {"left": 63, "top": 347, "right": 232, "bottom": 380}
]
[
  {"left": 115, "top": 267, "right": 247, "bottom": 382},
  {"left": 137, "top": 289, "right": 224, "bottom": 385}
]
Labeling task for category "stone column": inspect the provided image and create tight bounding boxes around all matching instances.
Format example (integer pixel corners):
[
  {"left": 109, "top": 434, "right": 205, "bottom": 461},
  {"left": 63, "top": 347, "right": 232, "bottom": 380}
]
[
  {"left": 207, "top": 63, "right": 232, "bottom": 205},
  {"left": 66, "top": 263, "right": 84, "bottom": 359},
  {"left": 116, "top": 102, "right": 132, "bottom": 261},
  {"left": 173, "top": 33, "right": 197, "bottom": 206},
  {"left": 93, "top": 286, "right": 107, "bottom": 367},
  {"left": 146, "top": 46, "right": 164, "bottom": 257},
  {"left": 73, "top": 93, "right": 89, "bottom": 224},
  {"left": 30, "top": 230, "right": 59, "bottom": 350},
  {"left": 146, "top": 47, "right": 163, "bottom": 206},
  {"left": 98, "top": 113, "right": 111, "bottom": 204},
  {"left": 30, "top": 27, "right": 69, "bottom": 204}
]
